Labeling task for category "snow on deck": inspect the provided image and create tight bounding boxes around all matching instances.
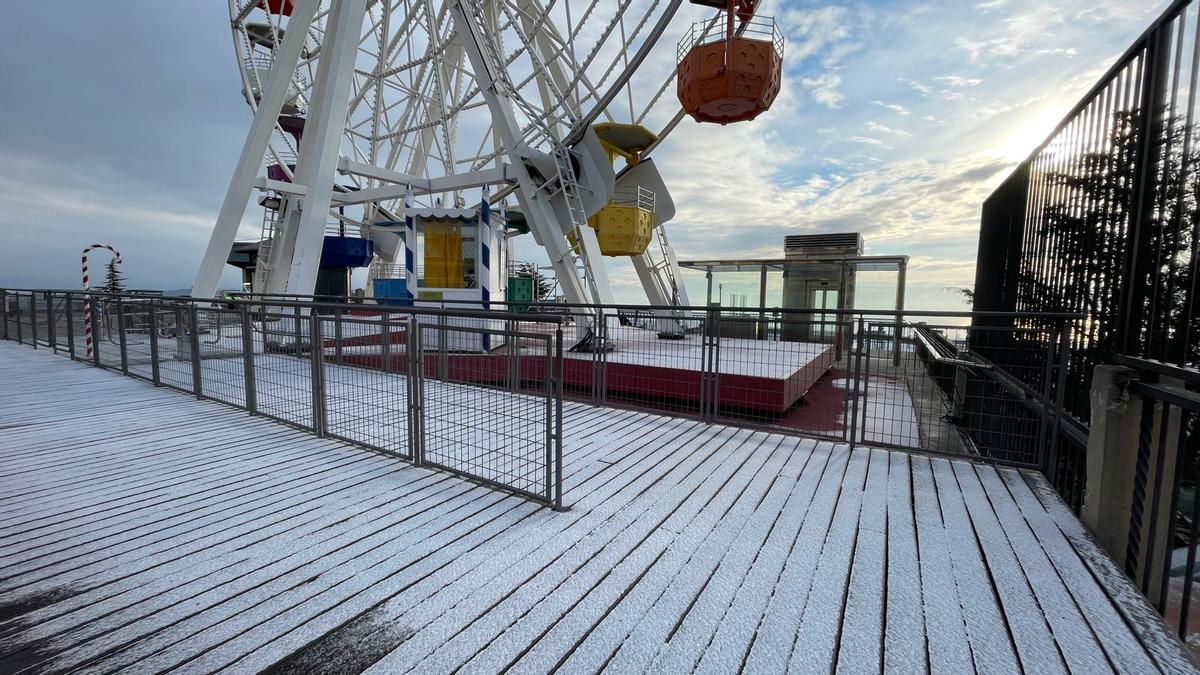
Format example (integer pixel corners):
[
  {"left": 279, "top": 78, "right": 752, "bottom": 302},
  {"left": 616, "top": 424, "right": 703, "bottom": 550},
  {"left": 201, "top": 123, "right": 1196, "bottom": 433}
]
[{"left": 0, "top": 342, "right": 1194, "bottom": 674}]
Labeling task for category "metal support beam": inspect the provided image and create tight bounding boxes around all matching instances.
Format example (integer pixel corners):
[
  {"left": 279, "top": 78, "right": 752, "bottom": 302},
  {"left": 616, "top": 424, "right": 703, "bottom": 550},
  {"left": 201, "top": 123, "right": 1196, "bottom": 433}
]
[
  {"left": 450, "top": 0, "right": 591, "bottom": 308},
  {"left": 280, "top": 0, "right": 370, "bottom": 297},
  {"left": 191, "top": 0, "right": 319, "bottom": 300}
]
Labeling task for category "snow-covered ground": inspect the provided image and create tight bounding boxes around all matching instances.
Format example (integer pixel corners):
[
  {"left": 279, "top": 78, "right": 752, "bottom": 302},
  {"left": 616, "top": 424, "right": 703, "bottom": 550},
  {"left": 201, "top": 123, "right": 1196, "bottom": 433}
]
[{"left": 0, "top": 341, "right": 1193, "bottom": 673}]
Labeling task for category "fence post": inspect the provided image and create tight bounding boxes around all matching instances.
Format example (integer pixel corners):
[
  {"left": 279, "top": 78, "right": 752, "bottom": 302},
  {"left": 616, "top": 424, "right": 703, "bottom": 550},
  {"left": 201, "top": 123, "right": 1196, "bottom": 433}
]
[
  {"left": 148, "top": 301, "right": 160, "bottom": 385},
  {"left": 1119, "top": 25, "right": 1170, "bottom": 355},
  {"left": 407, "top": 318, "right": 424, "bottom": 466},
  {"left": 0, "top": 289, "right": 7, "bottom": 341},
  {"left": 29, "top": 291, "right": 38, "bottom": 349},
  {"left": 848, "top": 316, "right": 865, "bottom": 450},
  {"left": 334, "top": 307, "right": 344, "bottom": 365},
  {"left": 241, "top": 304, "right": 257, "bottom": 414},
  {"left": 65, "top": 293, "right": 76, "bottom": 359},
  {"left": 309, "top": 311, "right": 326, "bottom": 436},
  {"left": 594, "top": 309, "right": 606, "bottom": 406},
  {"left": 437, "top": 314, "right": 448, "bottom": 381},
  {"left": 14, "top": 292, "right": 23, "bottom": 345},
  {"left": 544, "top": 334, "right": 554, "bottom": 507},
  {"left": 45, "top": 291, "right": 57, "bottom": 354},
  {"left": 189, "top": 305, "right": 203, "bottom": 397},
  {"left": 116, "top": 297, "right": 128, "bottom": 374},
  {"left": 381, "top": 311, "right": 392, "bottom": 374},
  {"left": 554, "top": 326, "right": 564, "bottom": 511}
]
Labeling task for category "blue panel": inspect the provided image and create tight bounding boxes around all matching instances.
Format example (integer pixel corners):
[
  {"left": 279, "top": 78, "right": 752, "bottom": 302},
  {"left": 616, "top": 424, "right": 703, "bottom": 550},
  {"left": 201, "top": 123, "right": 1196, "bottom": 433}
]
[
  {"left": 372, "top": 278, "right": 413, "bottom": 306},
  {"left": 320, "top": 236, "right": 374, "bottom": 268}
]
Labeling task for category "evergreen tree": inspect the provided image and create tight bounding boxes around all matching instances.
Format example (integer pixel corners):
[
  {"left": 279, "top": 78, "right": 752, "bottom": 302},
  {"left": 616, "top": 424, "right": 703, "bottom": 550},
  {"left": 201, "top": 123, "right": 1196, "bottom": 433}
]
[{"left": 102, "top": 258, "right": 125, "bottom": 295}]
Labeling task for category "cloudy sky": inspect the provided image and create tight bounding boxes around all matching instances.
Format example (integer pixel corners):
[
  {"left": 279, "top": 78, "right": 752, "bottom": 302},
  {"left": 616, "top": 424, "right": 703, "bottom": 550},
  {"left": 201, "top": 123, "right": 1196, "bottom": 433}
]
[{"left": 0, "top": 1, "right": 1171, "bottom": 311}]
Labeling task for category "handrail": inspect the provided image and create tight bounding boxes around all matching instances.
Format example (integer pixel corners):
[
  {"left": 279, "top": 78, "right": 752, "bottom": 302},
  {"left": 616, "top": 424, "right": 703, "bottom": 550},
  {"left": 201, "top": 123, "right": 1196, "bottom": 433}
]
[{"left": 1115, "top": 355, "right": 1200, "bottom": 387}]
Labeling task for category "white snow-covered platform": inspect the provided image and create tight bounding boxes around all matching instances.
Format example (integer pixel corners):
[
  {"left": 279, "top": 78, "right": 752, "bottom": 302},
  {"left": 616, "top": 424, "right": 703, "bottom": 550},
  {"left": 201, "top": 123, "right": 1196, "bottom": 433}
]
[{"left": 0, "top": 342, "right": 1194, "bottom": 673}]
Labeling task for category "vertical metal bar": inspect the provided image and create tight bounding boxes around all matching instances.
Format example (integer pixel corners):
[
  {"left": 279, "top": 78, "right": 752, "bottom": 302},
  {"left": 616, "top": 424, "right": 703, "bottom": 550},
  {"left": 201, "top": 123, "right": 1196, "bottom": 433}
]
[
  {"left": 189, "top": 305, "right": 203, "bottom": 397},
  {"left": 848, "top": 316, "right": 864, "bottom": 450},
  {"left": 1179, "top": 424, "right": 1200, "bottom": 636},
  {"left": 894, "top": 263, "right": 907, "bottom": 365},
  {"left": 1157, "top": 408, "right": 1188, "bottom": 613},
  {"left": 381, "top": 310, "right": 392, "bottom": 373},
  {"left": 711, "top": 310, "right": 722, "bottom": 422},
  {"left": 554, "top": 326, "right": 564, "bottom": 511},
  {"left": 334, "top": 307, "right": 344, "bottom": 365},
  {"left": 29, "top": 291, "right": 38, "bottom": 349},
  {"left": 544, "top": 333, "right": 553, "bottom": 505},
  {"left": 310, "top": 311, "right": 326, "bottom": 435},
  {"left": 1120, "top": 27, "right": 1170, "bottom": 355},
  {"left": 116, "top": 297, "right": 128, "bottom": 374},
  {"left": 241, "top": 304, "right": 257, "bottom": 414},
  {"left": 45, "top": 291, "right": 57, "bottom": 354},
  {"left": 595, "top": 309, "right": 606, "bottom": 405},
  {"left": 409, "top": 319, "right": 425, "bottom": 466},
  {"left": 1141, "top": 402, "right": 1173, "bottom": 595},
  {"left": 65, "top": 293, "right": 76, "bottom": 359},
  {"left": 437, "top": 314, "right": 448, "bottom": 381},
  {"left": 0, "top": 289, "right": 7, "bottom": 341},
  {"left": 149, "top": 302, "right": 160, "bottom": 385},
  {"left": 757, "top": 265, "right": 768, "bottom": 340},
  {"left": 14, "top": 291, "right": 23, "bottom": 345}
]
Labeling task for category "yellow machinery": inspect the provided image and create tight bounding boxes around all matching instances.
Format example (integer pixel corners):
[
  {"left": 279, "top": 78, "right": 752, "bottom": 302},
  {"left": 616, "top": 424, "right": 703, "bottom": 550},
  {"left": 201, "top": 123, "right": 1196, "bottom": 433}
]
[{"left": 585, "top": 123, "right": 658, "bottom": 256}]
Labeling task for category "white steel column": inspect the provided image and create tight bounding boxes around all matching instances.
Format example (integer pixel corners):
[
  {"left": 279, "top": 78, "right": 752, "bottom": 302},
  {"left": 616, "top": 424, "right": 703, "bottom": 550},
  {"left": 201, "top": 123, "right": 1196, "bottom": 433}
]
[
  {"left": 279, "top": 0, "right": 369, "bottom": 297},
  {"left": 449, "top": 0, "right": 591, "bottom": 309},
  {"left": 191, "top": 0, "right": 319, "bottom": 299}
]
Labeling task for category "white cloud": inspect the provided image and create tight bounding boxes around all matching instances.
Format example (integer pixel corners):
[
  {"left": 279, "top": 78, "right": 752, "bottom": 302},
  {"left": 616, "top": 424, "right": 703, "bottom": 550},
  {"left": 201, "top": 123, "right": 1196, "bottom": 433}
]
[
  {"left": 801, "top": 72, "right": 845, "bottom": 109},
  {"left": 935, "top": 75, "right": 983, "bottom": 88},
  {"left": 867, "top": 121, "right": 914, "bottom": 137},
  {"left": 872, "top": 100, "right": 912, "bottom": 116}
]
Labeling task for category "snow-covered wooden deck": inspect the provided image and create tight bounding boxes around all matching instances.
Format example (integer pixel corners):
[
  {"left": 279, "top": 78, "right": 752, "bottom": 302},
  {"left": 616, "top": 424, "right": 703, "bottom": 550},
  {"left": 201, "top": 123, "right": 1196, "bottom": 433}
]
[{"left": 0, "top": 341, "right": 1195, "bottom": 673}]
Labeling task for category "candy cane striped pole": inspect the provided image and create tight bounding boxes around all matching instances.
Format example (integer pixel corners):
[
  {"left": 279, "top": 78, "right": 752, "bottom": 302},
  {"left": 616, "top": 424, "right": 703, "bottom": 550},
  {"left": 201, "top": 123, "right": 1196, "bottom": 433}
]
[{"left": 82, "top": 244, "right": 122, "bottom": 359}]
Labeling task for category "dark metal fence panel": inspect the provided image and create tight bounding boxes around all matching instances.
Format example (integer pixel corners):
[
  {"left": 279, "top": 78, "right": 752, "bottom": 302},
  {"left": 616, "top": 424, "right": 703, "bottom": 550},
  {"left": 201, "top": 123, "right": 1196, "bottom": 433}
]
[
  {"left": 975, "top": 0, "right": 1200, "bottom": 427},
  {"left": 1116, "top": 359, "right": 1200, "bottom": 643}
]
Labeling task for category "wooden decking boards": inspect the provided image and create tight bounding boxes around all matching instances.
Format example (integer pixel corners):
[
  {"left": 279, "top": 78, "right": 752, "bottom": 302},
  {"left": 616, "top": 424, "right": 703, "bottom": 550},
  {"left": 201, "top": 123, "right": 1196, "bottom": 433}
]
[{"left": 0, "top": 342, "right": 1195, "bottom": 673}]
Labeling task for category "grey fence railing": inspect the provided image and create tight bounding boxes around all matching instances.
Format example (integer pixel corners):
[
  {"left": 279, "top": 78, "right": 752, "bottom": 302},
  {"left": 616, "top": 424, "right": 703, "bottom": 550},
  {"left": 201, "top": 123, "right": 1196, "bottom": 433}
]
[
  {"left": 217, "top": 292, "right": 1083, "bottom": 478},
  {"left": 1112, "top": 355, "right": 1200, "bottom": 643},
  {"left": 0, "top": 289, "right": 565, "bottom": 510},
  {"left": 1, "top": 288, "right": 1087, "bottom": 512}
]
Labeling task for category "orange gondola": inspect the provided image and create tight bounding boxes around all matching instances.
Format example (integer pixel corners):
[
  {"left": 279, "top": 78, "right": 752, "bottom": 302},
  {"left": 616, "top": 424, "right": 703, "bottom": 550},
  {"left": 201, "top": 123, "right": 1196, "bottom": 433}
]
[{"left": 677, "top": 0, "right": 783, "bottom": 124}]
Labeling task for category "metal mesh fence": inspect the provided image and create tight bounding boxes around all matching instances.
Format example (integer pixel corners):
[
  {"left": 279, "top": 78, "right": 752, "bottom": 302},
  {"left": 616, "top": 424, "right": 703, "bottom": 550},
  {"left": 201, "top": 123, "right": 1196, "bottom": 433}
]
[
  {"left": 416, "top": 319, "right": 561, "bottom": 506},
  {"left": 318, "top": 313, "right": 413, "bottom": 460},
  {"left": 860, "top": 319, "right": 1069, "bottom": 468},
  {"left": 712, "top": 313, "right": 845, "bottom": 440}
]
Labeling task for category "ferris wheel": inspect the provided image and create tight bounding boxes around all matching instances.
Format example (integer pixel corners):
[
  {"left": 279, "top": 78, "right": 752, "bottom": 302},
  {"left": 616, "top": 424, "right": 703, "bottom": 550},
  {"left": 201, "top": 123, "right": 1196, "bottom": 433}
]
[{"left": 192, "top": 0, "right": 782, "bottom": 328}]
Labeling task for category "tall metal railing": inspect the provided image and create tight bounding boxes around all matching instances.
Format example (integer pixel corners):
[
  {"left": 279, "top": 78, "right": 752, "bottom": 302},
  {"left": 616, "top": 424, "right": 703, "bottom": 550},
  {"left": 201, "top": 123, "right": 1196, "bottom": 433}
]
[
  {"left": 0, "top": 289, "right": 566, "bottom": 510},
  {"left": 975, "top": 0, "right": 1200, "bottom": 428},
  {"left": 1113, "top": 355, "right": 1200, "bottom": 642}
]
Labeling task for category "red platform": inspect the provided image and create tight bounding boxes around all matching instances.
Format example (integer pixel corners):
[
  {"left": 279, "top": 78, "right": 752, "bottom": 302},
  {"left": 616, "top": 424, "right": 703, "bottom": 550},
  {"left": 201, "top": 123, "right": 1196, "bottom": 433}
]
[{"left": 327, "top": 330, "right": 834, "bottom": 414}]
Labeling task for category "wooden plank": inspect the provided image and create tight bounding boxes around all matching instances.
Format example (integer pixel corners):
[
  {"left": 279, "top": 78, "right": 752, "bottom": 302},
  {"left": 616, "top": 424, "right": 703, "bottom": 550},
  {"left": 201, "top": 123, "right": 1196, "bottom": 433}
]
[
  {"left": 833, "top": 448, "right": 889, "bottom": 673},
  {"left": 973, "top": 464, "right": 1111, "bottom": 672},
  {"left": 785, "top": 448, "right": 872, "bottom": 669},
  {"left": 910, "top": 455, "right": 974, "bottom": 675},
  {"left": 929, "top": 457, "right": 1022, "bottom": 671},
  {"left": 1020, "top": 471, "right": 1198, "bottom": 673},
  {"left": 883, "top": 451, "right": 928, "bottom": 672},
  {"left": 996, "top": 467, "right": 1156, "bottom": 673},
  {"left": 740, "top": 445, "right": 854, "bottom": 672}
]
